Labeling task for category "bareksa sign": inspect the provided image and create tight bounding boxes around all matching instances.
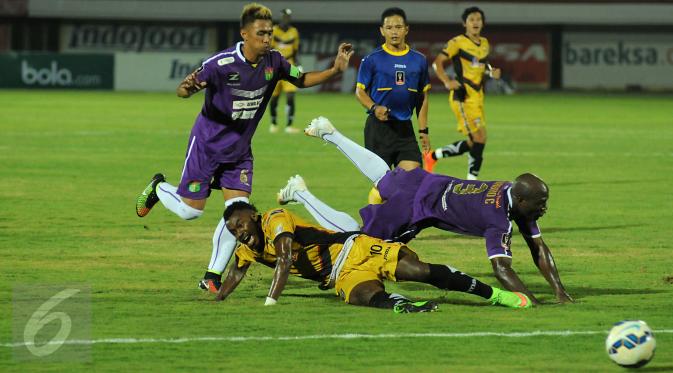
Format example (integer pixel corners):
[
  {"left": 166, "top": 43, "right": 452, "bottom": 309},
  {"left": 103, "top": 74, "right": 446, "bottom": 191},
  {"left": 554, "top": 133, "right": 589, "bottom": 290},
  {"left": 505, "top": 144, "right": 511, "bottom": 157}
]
[{"left": 563, "top": 32, "right": 673, "bottom": 90}]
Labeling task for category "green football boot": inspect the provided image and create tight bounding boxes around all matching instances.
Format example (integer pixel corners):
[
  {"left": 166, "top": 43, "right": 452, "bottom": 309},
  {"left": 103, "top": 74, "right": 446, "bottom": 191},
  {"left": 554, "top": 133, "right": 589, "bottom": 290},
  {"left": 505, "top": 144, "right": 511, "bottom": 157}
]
[
  {"left": 489, "top": 287, "right": 532, "bottom": 309},
  {"left": 136, "top": 173, "right": 166, "bottom": 217},
  {"left": 393, "top": 300, "right": 439, "bottom": 314}
]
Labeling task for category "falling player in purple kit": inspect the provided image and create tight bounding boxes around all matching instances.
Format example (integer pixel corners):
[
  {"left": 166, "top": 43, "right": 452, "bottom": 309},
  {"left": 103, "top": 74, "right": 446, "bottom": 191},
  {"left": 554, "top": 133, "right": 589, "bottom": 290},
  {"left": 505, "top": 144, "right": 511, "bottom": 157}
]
[
  {"left": 135, "top": 4, "right": 354, "bottom": 293},
  {"left": 277, "top": 116, "right": 573, "bottom": 305}
]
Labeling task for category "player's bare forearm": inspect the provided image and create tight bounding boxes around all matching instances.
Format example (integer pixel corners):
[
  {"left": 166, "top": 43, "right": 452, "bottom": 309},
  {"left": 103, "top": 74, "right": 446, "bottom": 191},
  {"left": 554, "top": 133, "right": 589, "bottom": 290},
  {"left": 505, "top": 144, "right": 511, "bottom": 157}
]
[
  {"left": 266, "top": 235, "right": 294, "bottom": 303},
  {"left": 490, "top": 257, "right": 541, "bottom": 305},
  {"left": 525, "top": 236, "right": 574, "bottom": 303},
  {"left": 298, "top": 43, "right": 353, "bottom": 88},
  {"left": 418, "top": 91, "right": 431, "bottom": 152},
  {"left": 299, "top": 67, "right": 340, "bottom": 88},
  {"left": 215, "top": 260, "right": 249, "bottom": 301},
  {"left": 355, "top": 87, "right": 375, "bottom": 109},
  {"left": 432, "top": 55, "right": 450, "bottom": 86}
]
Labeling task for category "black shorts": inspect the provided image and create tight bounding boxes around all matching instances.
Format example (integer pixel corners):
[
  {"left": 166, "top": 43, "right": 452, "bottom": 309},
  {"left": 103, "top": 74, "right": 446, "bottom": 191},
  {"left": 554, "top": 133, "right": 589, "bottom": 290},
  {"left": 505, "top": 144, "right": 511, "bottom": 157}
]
[{"left": 364, "top": 115, "right": 422, "bottom": 167}]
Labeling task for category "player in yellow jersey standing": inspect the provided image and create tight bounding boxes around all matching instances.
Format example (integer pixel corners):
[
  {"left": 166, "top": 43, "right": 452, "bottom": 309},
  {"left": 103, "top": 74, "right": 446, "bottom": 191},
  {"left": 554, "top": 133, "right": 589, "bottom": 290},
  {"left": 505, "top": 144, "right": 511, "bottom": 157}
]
[
  {"left": 424, "top": 7, "right": 501, "bottom": 180},
  {"left": 269, "top": 8, "right": 301, "bottom": 134}
]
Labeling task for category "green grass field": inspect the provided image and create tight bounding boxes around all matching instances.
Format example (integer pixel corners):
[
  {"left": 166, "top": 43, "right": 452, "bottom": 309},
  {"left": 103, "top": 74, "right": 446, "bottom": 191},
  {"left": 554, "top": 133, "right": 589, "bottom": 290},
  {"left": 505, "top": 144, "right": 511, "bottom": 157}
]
[{"left": 1, "top": 90, "right": 672, "bottom": 371}]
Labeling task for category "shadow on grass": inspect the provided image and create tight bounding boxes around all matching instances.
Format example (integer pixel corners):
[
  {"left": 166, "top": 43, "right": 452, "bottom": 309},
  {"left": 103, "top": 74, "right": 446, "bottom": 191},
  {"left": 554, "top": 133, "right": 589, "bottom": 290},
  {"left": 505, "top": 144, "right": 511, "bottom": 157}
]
[
  {"left": 543, "top": 224, "right": 645, "bottom": 233},
  {"left": 638, "top": 366, "right": 673, "bottom": 372},
  {"left": 413, "top": 224, "right": 645, "bottom": 241},
  {"left": 549, "top": 179, "right": 664, "bottom": 187},
  {"left": 569, "top": 286, "right": 667, "bottom": 299}
]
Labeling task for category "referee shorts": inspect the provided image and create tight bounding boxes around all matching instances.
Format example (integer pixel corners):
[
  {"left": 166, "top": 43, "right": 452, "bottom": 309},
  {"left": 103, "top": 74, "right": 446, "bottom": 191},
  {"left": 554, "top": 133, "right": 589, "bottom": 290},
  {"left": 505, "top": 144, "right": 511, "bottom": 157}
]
[{"left": 364, "top": 115, "right": 422, "bottom": 167}]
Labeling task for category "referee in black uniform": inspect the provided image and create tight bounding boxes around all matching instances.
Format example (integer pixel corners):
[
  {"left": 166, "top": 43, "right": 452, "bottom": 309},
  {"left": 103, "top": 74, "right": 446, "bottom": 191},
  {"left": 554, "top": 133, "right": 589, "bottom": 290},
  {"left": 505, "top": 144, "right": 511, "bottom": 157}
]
[{"left": 355, "top": 8, "right": 431, "bottom": 204}]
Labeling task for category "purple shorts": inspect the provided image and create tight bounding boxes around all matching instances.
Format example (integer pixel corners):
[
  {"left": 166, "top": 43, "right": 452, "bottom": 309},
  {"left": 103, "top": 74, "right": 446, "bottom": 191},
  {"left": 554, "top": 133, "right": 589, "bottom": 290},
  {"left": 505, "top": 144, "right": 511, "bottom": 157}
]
[
  {"left": 360, "top": 168, "right": 426, "bottom": 241},
  {"left": 177, "top": 135, "right": 254, "bottom": 199}
]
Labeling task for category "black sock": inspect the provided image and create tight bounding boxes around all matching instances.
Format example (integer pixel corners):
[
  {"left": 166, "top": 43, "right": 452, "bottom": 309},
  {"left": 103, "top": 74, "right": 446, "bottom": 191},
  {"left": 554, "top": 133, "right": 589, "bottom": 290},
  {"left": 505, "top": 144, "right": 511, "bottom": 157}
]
[
  {"left": 439, "top": 140, "right": 470, "bottom": 158},
  {"left": 468, "top": 142, "right": 485, "bottom": 177},
  {"left": 427, "top": 264, "right": 493, "bottom": 299},
  {"left": 286, "top": 96, "right": 295, "bottom": 126},
  {"left": 368, "top": 291, "right": 409, "bottom": 309},
  {"left": 270, "top": 97, "right": 279, "bottom": 125},
  {"left": 204, "top": 271, "right": 221, "bottom": 281}
]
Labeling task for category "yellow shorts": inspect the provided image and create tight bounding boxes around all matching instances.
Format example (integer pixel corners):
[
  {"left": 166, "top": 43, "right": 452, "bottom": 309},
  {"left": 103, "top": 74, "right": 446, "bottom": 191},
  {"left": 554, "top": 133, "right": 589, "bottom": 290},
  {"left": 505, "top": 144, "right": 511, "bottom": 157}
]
[
  {"left": 335, "top": 235, "right": 403, "bottom": 304},
  {"left": 450, "top": 98, "right": 486, "bottom": 135},
  {"left": 272, "top": 80, "right": 298, "bottom": 96}
]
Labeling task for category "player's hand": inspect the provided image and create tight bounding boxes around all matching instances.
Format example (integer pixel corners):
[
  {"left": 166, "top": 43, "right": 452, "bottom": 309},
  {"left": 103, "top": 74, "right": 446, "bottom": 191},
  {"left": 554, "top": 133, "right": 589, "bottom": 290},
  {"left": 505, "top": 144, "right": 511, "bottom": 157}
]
[
  {"left": 374, "top": 105, "right": 390, "bottom": 121},
  {"left": 491, "top": 67, "right": 502, "bottom": 79},
  {"left": 179, "top": 72, "right": 207, "bottom": 96},
  {"left": 419, "top": 133, "right": 431, "bottom": 152},
  {"left": 445, "top": 80, "right": 461, "bottom": 91},
  {"left": 333, "top": 43, "right": 354, "bottom": 73}
]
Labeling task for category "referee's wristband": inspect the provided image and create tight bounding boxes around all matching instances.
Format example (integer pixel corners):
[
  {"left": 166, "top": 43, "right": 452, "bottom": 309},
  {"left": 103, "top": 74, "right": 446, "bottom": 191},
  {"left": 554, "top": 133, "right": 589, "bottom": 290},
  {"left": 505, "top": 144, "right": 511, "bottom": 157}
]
[
  {"left": 418, "top": 128, "right": 429, "bottom": 135},
  {"left": 366, "top": 104, "right": 377, "bottom": 115}
]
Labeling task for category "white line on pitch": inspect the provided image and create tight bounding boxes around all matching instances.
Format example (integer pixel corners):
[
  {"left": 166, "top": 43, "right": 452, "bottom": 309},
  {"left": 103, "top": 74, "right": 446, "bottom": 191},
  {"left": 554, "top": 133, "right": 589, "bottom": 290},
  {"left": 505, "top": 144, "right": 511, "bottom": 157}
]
[{"left": 2, "top": 329, "right": 673, "bottom": 348}]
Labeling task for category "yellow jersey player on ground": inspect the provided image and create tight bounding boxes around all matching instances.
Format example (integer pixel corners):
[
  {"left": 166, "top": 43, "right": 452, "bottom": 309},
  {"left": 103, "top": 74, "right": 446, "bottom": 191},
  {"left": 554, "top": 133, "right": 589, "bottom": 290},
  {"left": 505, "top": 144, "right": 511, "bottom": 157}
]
[
  {"left": 215, "top": 201, "right": 531, "bottom": 312},
  {"left": 269, "top": 8, "right": 301, "bottom": 134},
  {"left": 424, "top": 7, "right": 501, "bottom": 180}
]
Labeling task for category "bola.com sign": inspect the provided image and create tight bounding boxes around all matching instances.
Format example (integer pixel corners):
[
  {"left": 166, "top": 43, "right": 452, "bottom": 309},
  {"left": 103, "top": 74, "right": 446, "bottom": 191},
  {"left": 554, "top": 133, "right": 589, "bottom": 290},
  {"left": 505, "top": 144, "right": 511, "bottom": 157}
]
[{"left": 0, "top": 53, "right": 113, "bottom": 89}]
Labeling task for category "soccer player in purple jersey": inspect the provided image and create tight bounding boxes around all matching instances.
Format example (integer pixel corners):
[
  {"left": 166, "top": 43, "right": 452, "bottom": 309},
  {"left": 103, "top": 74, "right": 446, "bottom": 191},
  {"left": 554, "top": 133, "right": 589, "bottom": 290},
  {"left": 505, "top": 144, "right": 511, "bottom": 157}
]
[
  {"left": 277, "top": 117, "right": 573, "bottom": 305},
  {"left": 134, "top": 4, "right": 354, "bottom": 293}
]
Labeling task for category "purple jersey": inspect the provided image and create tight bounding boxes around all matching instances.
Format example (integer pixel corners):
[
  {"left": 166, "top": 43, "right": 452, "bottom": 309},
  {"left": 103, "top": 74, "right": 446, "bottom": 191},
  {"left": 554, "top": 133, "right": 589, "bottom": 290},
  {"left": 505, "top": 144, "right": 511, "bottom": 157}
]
[
  {"left": 192, "top": 42, "right": 298, "bottom": 162},
  {"left": 359, "top": 167, "right": 541, "bottom": 258}
]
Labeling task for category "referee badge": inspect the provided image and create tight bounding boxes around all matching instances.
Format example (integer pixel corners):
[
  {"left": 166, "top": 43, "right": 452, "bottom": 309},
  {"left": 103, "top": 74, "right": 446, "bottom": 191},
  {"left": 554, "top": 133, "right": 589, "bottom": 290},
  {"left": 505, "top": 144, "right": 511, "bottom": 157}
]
[{"left": 395, "top": 71, "right": 405, "bottom": 85}]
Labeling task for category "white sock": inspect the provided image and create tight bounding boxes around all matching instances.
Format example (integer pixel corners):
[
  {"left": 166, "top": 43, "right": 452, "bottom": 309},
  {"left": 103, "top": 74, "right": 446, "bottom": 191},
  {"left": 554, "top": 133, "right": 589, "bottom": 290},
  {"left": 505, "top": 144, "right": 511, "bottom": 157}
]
[
  {"left": 323, "top": 130, "right": 389, "bottom": 185},
  {"left": 156, "top": 182, "right": 203, "bottom": 220},
  {"left": 207, "top": 197, "right": 249, "bottom": 274},
  {"left": 294, "top": 189, "right": 360, "bottom": 232}
]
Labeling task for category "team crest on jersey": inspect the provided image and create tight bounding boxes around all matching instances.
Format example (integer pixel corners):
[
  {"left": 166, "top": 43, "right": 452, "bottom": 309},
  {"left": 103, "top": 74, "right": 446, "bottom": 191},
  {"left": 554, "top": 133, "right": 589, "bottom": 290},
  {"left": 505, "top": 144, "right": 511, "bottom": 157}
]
[
  {"left": 188, "top": 181, "right": 201, "bottom": 193},
  {"left": 395, "top": 71, "right": 405, "bottom": 85},
  {"left": 264, "top": 67, "right": 274, "bottom": 81},
  {"left": 240, "top": 169, "right": 250, "bottom": 186}
]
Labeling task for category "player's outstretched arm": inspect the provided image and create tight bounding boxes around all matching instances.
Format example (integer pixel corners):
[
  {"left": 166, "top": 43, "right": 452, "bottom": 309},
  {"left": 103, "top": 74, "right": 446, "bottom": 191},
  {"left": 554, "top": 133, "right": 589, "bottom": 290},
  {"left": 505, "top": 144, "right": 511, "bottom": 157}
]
[
  {"left": 490, "top": 257, "right": 541, "bottom": 305},
  {"left": 176, "top": 70, "right": 207, "bottom": 98},
  {"left": 215, "top": 256, "right": 250, "bottom": 301},
  {"left": 523, "top": 235, "right": 574, "bottom": 304},
  {"left": 265, "top": 235, "right": 294, "bottom": 305},
  {"left": 297, "top": 43, "right": 353, "bottom": 88}
]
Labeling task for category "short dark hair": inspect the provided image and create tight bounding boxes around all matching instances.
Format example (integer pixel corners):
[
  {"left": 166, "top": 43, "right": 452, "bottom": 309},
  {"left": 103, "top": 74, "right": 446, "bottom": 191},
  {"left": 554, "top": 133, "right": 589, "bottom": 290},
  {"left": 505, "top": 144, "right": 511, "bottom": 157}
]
[
  {"left": 461, "top": 6, "right": 485, "bottom": 24},
  {"left": 223, "top": 201, "right": 257, "bottom": 221},
  {"left": 240, "top": 3, "right": 272, "bottom": 29},
  {"left": 381, "top": 7, "right": 407, "bottom": 25}
]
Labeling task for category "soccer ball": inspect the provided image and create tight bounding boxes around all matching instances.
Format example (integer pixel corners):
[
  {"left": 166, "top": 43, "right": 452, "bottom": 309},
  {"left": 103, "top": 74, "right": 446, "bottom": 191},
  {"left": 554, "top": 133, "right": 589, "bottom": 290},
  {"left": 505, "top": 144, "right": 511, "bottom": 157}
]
[{"left": 605, "top": 320, "right": 656, "bottom": 368}]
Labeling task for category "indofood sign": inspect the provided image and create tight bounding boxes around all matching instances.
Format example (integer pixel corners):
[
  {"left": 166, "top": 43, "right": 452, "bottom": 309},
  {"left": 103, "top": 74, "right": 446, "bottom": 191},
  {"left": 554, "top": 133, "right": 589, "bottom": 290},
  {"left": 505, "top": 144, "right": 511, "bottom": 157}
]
[
  {"left": 60, "top": 24, "right": 216, "bottom": 53},
  {"left": 0, "top": 53, "right": 113, "bottom": 89}
]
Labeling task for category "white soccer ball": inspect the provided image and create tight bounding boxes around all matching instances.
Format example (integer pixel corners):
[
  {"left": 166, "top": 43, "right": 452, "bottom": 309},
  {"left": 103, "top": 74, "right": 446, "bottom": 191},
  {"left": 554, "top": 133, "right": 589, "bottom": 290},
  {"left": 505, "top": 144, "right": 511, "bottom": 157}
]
[{"left": 605, "top": 320, "right": 656, "bottom": 368}]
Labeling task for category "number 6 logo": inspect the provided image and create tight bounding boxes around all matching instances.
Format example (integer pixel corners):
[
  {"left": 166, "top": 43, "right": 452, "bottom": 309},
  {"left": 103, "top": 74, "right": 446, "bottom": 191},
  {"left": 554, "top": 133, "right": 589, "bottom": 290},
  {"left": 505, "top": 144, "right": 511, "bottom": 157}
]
[{"left": 23, "top": 288, "right": 80, "bottom": 357}]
